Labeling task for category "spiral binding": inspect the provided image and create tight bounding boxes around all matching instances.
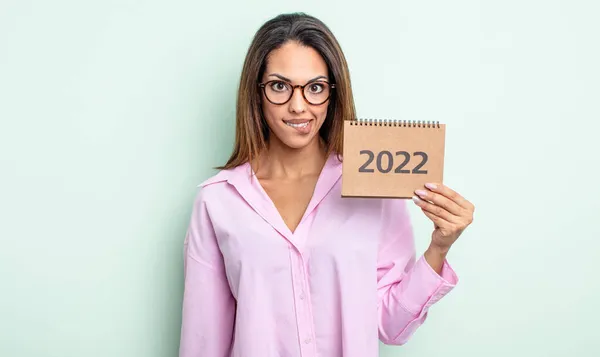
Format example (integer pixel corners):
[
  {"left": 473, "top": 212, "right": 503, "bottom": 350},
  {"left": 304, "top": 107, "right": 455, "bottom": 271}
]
[{"left": 349, "top": 118, "right": 440, "bottom": 128}]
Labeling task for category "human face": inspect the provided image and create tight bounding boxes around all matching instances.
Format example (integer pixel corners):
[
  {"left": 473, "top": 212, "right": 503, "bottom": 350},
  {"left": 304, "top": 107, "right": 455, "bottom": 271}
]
[{"left": 260, "top": 41, "right": 332, "bottom": 150}]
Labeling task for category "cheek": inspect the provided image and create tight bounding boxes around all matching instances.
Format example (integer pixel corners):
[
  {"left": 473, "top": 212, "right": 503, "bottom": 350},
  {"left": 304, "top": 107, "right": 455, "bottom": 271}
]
[
  {"left": 314, "top": 105, "right": 329, "bottom": 125},
  {"left": 317, "top": 105, "right": 329, "bottom": 120},
  {"left": 262, "top": 101, "right": 283, "bottom": 124}
]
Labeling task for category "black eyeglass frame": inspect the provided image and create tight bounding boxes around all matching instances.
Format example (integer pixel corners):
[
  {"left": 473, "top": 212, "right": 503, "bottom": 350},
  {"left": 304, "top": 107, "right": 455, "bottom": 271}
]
[{"left": 258, "top": 80, "right": 336, "bottom": 106}]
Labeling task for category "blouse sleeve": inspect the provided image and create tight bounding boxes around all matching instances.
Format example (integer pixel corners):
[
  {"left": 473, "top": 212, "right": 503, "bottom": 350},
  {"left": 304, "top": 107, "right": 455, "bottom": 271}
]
[
  {"left": 376, "top": 198, "right": 458, "bottom": 345},
  {"left": 179, "top": 188, "right": 236, "bottom": 357}
]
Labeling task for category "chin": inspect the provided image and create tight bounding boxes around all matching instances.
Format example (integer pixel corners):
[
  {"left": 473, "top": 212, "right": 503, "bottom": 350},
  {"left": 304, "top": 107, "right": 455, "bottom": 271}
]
[{"left": 281, "top": 136, "right": 318, "bottom": 150}]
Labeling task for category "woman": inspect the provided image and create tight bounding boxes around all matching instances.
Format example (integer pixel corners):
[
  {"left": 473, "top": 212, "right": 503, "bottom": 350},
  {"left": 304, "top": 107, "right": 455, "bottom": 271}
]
[{"left": 179, "top": 12, "right": 474, "bottom": 357}]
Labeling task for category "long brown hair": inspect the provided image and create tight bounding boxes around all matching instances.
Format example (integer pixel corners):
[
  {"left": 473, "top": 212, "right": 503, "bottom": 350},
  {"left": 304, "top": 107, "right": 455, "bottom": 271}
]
[{"left": 217, "top": 12, "right": 356, "bottom": 170}]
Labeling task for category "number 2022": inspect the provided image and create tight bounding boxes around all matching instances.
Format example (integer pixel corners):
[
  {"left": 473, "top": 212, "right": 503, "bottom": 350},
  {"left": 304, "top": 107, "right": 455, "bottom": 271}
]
[{"left": 358, "top": 150, "right": 428, "bottom": 174}]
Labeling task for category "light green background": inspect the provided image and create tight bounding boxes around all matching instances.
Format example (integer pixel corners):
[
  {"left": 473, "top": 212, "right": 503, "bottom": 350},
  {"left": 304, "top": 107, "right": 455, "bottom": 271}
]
[{"left": 1, "top": 1, "right": 599, "bottom": 356}]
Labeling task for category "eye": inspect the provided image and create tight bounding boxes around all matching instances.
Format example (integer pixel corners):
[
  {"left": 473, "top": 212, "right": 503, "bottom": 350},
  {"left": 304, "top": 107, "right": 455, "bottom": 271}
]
[
  {"left": 269, "top": 81, "right": 289, "bottom": 92},
  {"left": 308, "top": 83, "right": 325, "bottom": 94}
]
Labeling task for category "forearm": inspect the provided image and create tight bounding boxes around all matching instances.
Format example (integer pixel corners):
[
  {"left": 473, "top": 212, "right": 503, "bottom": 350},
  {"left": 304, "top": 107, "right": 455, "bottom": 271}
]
[
  {"left": 377, "top": 251, "right": 457, "bottom": 345},
  {"left": 424, "top": 244, "right": 449, "bottom": 275}
]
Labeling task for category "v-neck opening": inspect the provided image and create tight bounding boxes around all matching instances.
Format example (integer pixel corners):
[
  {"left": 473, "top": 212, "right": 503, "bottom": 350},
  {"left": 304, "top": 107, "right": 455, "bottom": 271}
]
[
  {"left": 250, "top": 172, "right": 296, "bottom": 236},
  {"left": 247, "top": 153, "right": 342, "bottom": 237}
]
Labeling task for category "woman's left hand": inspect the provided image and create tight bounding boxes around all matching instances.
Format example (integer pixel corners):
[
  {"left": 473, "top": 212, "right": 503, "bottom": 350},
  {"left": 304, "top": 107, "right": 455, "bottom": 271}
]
[{"left": 413, "top": 183, "right": 475, "bottom": 253}]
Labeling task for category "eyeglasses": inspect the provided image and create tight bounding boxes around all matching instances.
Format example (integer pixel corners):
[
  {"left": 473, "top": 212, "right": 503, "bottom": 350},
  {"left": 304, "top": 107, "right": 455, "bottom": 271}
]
[{"left": 259, "top": 80, "right": 335, "bottom": 105}]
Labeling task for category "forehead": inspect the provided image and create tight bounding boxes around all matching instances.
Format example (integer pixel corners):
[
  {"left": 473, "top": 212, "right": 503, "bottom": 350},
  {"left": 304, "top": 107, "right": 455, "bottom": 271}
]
[{"left": 264, "top": 41, "right": 328, "bottom": 82}]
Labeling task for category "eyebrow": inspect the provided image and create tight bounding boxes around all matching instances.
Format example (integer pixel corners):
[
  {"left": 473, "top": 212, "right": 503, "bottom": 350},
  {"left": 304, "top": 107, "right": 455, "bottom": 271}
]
[{"left": 268, "top": 73, "right": 329, "bottom": 83}]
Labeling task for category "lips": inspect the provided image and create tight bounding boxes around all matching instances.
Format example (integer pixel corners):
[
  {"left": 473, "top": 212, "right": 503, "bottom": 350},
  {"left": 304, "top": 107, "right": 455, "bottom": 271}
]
[
  {"left": 284, "top": 119, "right": 311, "bottom": 128},
  {"left": 285, "top": 121, "right": 309, "bottom": 128},
  {"left": 283, "top": 119, "right": 313, "bottom": 133}
]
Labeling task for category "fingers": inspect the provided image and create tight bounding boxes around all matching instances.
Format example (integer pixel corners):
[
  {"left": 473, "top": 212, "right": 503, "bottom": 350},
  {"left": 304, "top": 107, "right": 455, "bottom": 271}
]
[
  {"left": 414, "top": 187, "right": 463, "bottom": 217},
  {"left": 425, "top": 183, "right": 474, "bottom": 212},
  {"left": 419, "top": 206, "right": 452, "bottom": 228},
  {"left": 412, "top": 195, "right": 456, "bottom": 223},
  {"left": 413, "top": 183, "right": 475, "bottom": 248}
]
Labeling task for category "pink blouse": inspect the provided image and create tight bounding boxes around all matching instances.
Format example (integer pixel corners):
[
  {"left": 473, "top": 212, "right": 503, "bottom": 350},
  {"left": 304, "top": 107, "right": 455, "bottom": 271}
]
[{"left": 179, "top": 153, "right": 458, "bottom": 357}]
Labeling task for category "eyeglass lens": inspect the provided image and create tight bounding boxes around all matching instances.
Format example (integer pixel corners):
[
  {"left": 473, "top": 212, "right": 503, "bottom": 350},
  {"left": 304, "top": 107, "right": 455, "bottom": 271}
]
[{"left": 264, "top": 81, "right": 331, "bottom": 105}]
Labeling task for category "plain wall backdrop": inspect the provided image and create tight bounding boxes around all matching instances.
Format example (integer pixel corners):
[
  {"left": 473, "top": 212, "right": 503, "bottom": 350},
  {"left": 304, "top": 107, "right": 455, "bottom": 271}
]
[{"left": 1, "top": 1, "right": 599, "bottom": 356}]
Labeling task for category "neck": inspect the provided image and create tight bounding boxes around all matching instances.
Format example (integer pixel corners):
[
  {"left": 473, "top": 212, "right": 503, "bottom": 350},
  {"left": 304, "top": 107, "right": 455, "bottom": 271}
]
[{"left": 255, "top": 134, "right": 327, "bottom": 179}]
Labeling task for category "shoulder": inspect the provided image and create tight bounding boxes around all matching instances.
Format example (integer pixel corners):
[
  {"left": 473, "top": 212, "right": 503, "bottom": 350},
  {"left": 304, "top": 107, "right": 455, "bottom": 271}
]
[
  {"left": 198, "top": 170, "right": 230, "bottom": 189},
  {"left": 193, "top": 163, "right": 249, "bottom": 202},
  {"left": 194, "top": 170, "right": 231, "bottom": 203}
]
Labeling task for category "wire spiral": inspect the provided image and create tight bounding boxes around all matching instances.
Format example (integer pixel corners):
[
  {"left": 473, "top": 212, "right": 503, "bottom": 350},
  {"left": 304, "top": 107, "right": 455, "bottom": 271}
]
[{"left": 349, "top": 119, "right": 440, "bottom": 128}]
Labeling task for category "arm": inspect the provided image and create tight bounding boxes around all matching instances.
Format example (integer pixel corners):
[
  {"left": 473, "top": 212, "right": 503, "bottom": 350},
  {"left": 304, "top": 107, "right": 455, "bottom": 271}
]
[
  {"left": 423, "top": 244, "right": 450, "bottom": 275},
  {"left": 376, "top": 199, "right": 458, "bottom": 346},
  {"left": 179, "top": 188, "right": 235, "bottom": 357}
]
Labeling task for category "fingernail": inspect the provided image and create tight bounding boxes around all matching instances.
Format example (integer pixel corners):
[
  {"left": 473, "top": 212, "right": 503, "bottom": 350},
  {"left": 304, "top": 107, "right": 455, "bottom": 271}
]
[
  {"left": 425, "top": 183, "right": 437, "bottom": 190},
  {"left": 412, "top": 196, "right": 421, "bottom": 204},
  {"left": 415, "top": 189, "right": 427, "bottom": 197}
]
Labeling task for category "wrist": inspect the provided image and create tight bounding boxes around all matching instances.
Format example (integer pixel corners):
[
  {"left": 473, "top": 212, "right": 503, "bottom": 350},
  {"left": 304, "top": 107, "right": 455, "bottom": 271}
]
[
  {"left": 424, "top": 245, "right": 449, "bottom": 276},
  {"left": 426, "top": 243, "right": 450, "bottom": 257}
]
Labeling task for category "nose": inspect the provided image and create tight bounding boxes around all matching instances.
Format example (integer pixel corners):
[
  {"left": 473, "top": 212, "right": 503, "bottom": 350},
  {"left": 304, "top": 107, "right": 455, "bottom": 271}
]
[{"left": 288, "top": 86, "right": 306, "bottom": 113}]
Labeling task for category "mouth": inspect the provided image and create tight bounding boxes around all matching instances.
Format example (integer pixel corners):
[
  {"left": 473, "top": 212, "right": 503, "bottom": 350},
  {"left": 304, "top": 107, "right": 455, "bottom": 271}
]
[
  {"left": 283, "top": 119, "right": 313, "bottom": 134},
  {"left": 285, "top": 121, "right": 310, "bottom": 128},
  {"left": 283, "top": 119, "right": 311, "bottom": 128}
]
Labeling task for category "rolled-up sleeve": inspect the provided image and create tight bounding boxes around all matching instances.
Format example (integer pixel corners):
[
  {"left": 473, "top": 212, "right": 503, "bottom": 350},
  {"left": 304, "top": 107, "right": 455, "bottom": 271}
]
[
  {"left": 376, "top": 199, "right": 458, "bottom": 345},
  {"left": 179, "top": 188, "right": 235, "bottom": 357}
]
